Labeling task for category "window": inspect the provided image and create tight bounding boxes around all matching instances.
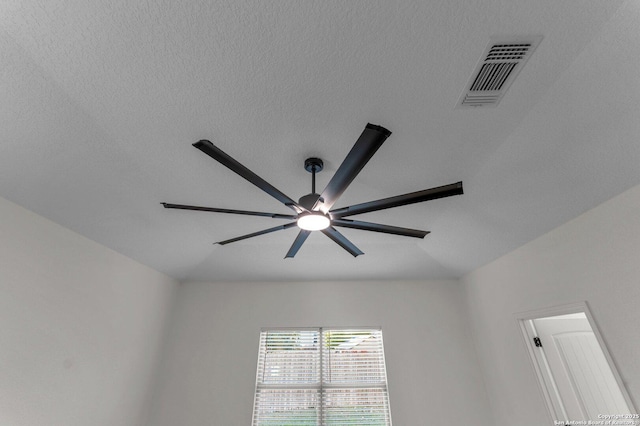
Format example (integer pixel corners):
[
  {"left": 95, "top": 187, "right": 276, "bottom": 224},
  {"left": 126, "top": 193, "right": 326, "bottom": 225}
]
[{"left": 251, "top": 327, "right": 392, "bottom": 425}]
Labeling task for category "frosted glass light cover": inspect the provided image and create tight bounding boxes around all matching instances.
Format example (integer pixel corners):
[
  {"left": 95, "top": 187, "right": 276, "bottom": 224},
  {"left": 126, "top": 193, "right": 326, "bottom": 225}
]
[{"left": 297, "top": 213, "right": 330, "bottom": 231}]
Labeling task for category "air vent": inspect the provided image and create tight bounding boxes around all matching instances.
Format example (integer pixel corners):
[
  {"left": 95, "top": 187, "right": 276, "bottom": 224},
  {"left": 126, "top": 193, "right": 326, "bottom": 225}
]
[{"left": 456, "top": 36, "right": 542, "bottom": 108}]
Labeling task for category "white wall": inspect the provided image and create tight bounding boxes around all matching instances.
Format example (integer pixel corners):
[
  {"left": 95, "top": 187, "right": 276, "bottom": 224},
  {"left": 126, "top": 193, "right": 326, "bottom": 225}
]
[
  {"left": 462, "top": 184, "right": 640, "bottom": 425},
  {"left": 0, "top": 196, "right": 178, "bottom": 426},
  {"left": 147, "top": 280, "right": 494, "bottom": 425},
  {"left": 13, "top": 177, "right": 640, "bottom": 426}
]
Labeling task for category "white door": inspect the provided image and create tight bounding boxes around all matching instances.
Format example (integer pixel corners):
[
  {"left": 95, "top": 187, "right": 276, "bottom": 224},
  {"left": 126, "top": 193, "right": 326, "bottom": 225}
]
[{"left": 532, "top": 314, "right": 632, "bottom": 421}]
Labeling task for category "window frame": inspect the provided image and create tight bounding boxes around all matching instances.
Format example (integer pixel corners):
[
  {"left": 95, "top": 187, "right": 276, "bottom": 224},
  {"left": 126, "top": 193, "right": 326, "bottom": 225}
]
[{"left": 251, "top": 326, "right": 393, "bottom": 426}]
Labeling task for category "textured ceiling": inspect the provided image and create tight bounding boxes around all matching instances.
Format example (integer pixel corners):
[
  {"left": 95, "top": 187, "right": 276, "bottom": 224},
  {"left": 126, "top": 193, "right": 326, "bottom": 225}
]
[{"left": 2, "top": 0, "right": 640, "bottom": 282}]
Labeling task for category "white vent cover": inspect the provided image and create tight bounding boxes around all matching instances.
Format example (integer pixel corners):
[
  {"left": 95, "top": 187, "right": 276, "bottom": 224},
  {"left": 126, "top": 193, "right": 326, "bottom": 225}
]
[{"left": 456, "top": 36, "right": 542, "bottom": 108}]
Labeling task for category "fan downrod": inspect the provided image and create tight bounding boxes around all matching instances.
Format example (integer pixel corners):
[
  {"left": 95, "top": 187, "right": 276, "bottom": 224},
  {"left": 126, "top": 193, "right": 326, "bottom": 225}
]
[
  {"left": 298, "top": 158, "right": 324, "bottom": 210},
  {"left": 304, "top": 158, "right": 323, "bottom": 194}
]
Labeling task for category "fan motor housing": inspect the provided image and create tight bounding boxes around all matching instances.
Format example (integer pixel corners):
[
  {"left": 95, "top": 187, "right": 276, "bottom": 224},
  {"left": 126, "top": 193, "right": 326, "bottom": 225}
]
[{"left": 298, "top": 193, "right": 321, "bottom": 210}]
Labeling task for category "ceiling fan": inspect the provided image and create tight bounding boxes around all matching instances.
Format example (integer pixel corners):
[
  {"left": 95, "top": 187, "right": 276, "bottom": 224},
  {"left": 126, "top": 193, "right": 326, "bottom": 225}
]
[{"left": 162, "top": 123, "right": 463, "bottom": 258}]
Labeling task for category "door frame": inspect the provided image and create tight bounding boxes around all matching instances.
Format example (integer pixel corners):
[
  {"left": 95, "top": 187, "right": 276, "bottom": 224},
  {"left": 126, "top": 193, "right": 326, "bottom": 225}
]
[{"left": 516, "top": 301, "right": 637, "bottom": 424}]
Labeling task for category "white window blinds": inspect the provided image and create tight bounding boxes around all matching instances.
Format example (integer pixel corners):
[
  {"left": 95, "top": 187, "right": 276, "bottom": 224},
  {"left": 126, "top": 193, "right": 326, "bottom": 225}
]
[{"left": 252, "top": 327, "right": 392, "bottom": 426}]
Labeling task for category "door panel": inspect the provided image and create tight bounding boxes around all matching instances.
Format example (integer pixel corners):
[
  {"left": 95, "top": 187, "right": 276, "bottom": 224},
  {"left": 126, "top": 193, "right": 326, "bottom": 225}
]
[{"left": 532, "top": 316, "right": 632, "bottom": 421}]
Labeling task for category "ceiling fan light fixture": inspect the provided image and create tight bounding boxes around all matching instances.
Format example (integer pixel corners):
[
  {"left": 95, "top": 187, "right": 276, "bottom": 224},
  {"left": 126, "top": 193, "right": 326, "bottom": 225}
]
[
  {"left": 297, "top": 212, "right": 330, "bottom": 231},
  {"left": 165, "top": 124, "right": 463, "bottom": 258}
]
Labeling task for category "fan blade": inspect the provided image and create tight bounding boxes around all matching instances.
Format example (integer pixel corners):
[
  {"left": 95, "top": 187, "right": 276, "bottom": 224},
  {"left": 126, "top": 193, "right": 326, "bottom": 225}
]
[
  {"left": 193, "top": 140, "right": 304, "bottom": 213},
  {"left": 315, "top": 123, "right": 391, "bottom": 213},
  {"left": 216, "top": 222, "right": 297, "bottom": 245},
  {"left": 330, "top": 181, "right": 463, "bottom": 218},
  {"left": 321, "top": 227, "right": 364, "bottom": 257},
  {"left": 284, "top": 230, "right": 311, "bottom": 258},
  {"left": 161, "top": 203, "right": 296, "bottom": 219},
  {"left": 332, "top": 218, "right": 429, "bottom": 239}
]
